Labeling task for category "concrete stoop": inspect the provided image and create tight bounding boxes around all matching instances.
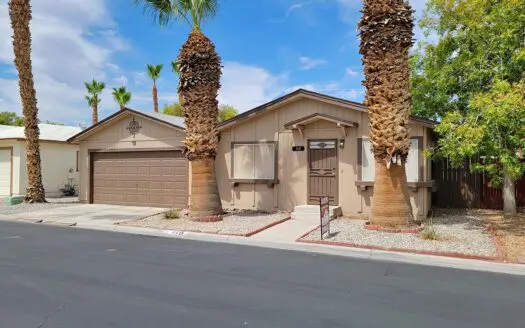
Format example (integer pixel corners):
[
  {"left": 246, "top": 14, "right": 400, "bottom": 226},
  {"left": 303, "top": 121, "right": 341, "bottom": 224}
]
[{"left": 291, "top": 205, "right": 342, "bottom": 222}]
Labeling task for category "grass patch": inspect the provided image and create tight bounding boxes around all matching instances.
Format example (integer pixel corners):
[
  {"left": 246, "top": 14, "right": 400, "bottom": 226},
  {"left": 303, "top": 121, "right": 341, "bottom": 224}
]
[
  {"left": 419, "top": 226, "right": 439, "bottom": 241},
  {"left": 164, "top": 209, "right": 181, "bottom": 220}
]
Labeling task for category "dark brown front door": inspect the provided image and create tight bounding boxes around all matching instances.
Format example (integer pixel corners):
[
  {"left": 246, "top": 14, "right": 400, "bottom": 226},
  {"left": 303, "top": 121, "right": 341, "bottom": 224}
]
[
  {"left": 308, "top": 140, "right": 338, "bottom": 205},
  {"left": 91, "top": 151, "right": 188, "bottom": 208}
]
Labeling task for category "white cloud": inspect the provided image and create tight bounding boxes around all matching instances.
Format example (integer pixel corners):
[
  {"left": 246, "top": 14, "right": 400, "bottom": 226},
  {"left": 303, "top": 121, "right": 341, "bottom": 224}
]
[
  {"left": 286, "top": 81, "right": 364, "bottom": 101},
  {"left": 127, "top": 62, "right": 288, "bottom": 114},
  {"left": 286, "top": 1, "right": 313, "bottom": 18},
  {"left": 346, "top": 67, "right": 359, "bottom": 76},
  {"left": 219, "top": 62, "right": 287, "bottom": 112},
  {"left": 0, "top": 0, "right": 128, "bottom": 126},
  {"left": 299, "top": 56, "right": 326, "bottom": 70},
  {"left": 113, "top": 76, "right": 128, "bottom": 86}
]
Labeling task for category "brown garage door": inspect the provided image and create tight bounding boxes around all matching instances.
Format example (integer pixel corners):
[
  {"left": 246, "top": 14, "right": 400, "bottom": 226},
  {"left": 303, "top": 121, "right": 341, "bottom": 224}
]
[{"left": 91, "top": 151, "right": 188, "bottom": 208}]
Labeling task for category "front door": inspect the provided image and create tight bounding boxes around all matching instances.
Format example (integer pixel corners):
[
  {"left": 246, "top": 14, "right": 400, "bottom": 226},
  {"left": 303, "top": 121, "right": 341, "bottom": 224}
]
[{"left": 308, "top": 140, "right": 338, "bottom": 205}]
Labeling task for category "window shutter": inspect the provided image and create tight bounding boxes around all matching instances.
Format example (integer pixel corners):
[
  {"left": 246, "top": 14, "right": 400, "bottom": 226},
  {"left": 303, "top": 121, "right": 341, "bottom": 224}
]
[
  {"left": 362, "top": 140, "right": 375, "bottom": 181},
  {"left": 406, "top": 139, "right": 419, "bottom": 182}
]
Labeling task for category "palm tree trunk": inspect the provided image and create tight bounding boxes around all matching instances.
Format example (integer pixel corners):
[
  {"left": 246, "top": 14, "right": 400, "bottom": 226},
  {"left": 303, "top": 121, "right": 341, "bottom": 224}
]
[
  {"left": 190, "top": 158, "right": 222, "bottom": 217},
  {"left": 359, "top": 0, "right": 414, "bottom": 227},
  {"left": 120, "top": 105, "right": 124, "bottom": 111},
  {"left": 152, "top": 82, "right": 159, "bottom": 113},
  {"left": 9, "top": 0, "right": 45, "bottom": 203},
  {"left": 371, "top": 161, "right": 413, "bottom": 226},
  {"left": 178, "top": 30, "right": 223, "bottom": 217},
  {"left": 91, "top": 102, "right": 98, "bottom": 125}
]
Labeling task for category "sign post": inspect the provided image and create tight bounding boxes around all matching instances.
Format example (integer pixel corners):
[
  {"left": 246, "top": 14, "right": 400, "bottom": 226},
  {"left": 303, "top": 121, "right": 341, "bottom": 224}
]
[{"left": 319, "top": 196, "right": 330, "bottom": 240}]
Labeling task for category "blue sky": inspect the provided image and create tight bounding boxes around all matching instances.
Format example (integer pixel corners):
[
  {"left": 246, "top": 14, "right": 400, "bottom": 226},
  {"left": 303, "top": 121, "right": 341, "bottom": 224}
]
[{"left": 0, "top": 0, "right": 428, "bottom": 126}]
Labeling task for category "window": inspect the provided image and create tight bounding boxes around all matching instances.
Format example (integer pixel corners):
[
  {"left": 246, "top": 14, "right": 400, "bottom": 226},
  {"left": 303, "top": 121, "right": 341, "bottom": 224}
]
[
  {"left": 76, "top": 151, "right": 79, "bottom": 172},
  {"left": 361, "top": 138, "right": 419, "bottom": 182},
  {"left": 232, "top": 143, "right": 276, "bottom": 179}
]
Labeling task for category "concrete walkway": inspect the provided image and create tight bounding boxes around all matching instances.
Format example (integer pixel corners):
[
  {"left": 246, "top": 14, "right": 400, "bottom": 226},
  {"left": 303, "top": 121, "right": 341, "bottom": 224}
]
[
  {"left": 252, "top": 219, "right": 318, "bottom": 242},
  {"left": 6, "top": 204, "right": 165, "bottom": 226}
]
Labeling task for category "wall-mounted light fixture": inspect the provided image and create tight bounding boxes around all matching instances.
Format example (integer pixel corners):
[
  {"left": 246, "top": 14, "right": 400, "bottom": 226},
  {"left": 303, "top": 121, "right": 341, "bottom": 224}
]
[{"left": 339, "top": 139, "right": 345, "bottom": 149}]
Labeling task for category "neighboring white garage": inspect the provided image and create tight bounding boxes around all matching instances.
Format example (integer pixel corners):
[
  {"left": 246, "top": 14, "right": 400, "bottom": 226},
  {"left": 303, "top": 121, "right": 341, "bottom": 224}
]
[
  {"left": 0, "top": 124, "right": 82, "bottom": 199},
  {"left": 0, "top": 148, "right": 11, "bottom": 196}
]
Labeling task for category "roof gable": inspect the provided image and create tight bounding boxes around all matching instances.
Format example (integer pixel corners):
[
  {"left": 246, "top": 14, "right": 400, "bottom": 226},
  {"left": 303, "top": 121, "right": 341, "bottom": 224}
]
[
  {"left": 68, "top": 108, "right": 185, "bottom": 142},
  {"left": 218, "top": 89, "right": 437, "bottom": 130}
]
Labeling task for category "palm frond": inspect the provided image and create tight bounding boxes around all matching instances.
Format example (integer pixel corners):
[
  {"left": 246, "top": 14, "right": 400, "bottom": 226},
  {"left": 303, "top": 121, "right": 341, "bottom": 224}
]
[
  {"left": 112, "top": 86, "right": 131, "bottom": 106},
  {"left": 134, "top": 0, "right": 217, "bottom": 30},
  {"left": 147, "top": 64, "right": 164, "bottom": 80},
  {"left": 134, "top": 0, "right": 186, "bottom": 27},
  {"left": 171, "top": 60, "right": 180, "bottom": 74}
]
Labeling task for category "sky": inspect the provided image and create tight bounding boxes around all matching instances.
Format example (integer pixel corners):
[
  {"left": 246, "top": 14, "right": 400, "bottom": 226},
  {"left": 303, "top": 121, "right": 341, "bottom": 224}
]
[{"left": 0, "top": 0, "right": 430, "bottom": 126}]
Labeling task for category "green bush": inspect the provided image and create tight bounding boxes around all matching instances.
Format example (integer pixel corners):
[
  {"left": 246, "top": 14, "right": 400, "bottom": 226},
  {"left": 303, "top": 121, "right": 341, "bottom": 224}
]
[{"left": 164, "top": 209, "right": 181, "bottom": 220}]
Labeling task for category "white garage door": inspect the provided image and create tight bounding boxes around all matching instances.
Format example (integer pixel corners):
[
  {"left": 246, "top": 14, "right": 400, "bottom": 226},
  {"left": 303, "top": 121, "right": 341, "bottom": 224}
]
[{"left": 0, "top": 149, "right": 11, "bottom": 196}]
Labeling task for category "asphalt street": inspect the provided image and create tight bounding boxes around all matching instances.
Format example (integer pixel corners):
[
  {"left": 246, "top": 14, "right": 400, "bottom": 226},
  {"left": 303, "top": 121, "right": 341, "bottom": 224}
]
[{"left": 0, "top": 220, "right": 523, "bottom": 328}]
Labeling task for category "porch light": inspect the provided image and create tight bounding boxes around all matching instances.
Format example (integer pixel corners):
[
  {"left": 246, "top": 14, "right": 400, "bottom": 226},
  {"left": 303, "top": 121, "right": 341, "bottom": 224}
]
[{"left": 339, "top": 139, "right": 345, "bottom": 149}]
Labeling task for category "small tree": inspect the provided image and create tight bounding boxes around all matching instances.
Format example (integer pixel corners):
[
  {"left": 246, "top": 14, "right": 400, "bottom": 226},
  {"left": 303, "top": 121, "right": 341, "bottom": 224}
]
[
  {"left": 162, "top": 102, "right": 184, "bottom": 117},
  {"left": 163, "top": 102, "right": 237, "bottom": 123},
  {"left": 0, "top": 111, "right": 24, "bottom": 126},
  {"left": 218, "top": 104, "right": 237, "bottom": 122},
  {"left": 434, "top": 79, "right": 525, "bottom": 215}
]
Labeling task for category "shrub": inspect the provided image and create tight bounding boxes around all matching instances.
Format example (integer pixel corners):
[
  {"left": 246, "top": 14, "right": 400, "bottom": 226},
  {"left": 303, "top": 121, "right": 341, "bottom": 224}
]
[
  {"left": 419, "top": 226, "right": 439, "bottom": 241},
  {"left": 164, "top": 209, "right": 181, "bottom": 220}
]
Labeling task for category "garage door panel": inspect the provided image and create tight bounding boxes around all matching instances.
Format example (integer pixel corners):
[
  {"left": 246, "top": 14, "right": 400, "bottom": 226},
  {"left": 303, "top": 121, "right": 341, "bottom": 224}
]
[
  {"left": 0, "top": 149, "right": 12, "bottom": 196},
  {"left": 92, "top": 151, "right": 188, "bottom": 208}
]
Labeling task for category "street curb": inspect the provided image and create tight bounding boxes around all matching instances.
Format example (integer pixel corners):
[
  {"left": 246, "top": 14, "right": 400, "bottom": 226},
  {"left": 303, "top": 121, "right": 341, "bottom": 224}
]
[
  {"left": 1, "top": 216, "right": 524, "bottom": 276},
  {"left": 296, "top": 239, "right": 500, "bottom": 262}
]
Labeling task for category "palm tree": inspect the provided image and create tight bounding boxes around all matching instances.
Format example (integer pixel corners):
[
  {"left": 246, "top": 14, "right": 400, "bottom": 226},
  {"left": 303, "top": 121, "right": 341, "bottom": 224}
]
[
  {"left": 135, "top": 0, "right": 223, "bottom": 218},
  {"left": 8, "top": 0, "right": 45, "bottom": 203},
  {"left": 84, "top": 79, "right": 105, "bottom": 125},
  {"left": 358, "top": 0, "right": 415, "bottom": 227},
  {"left": 112, "top": 86, "right": 131, "bottom": 111},
  {"left": 147, "top": 64, "right": 163, "bottom": 112},
  {"left": 171, "top": 60, "right": 180, "bottom": 74}
]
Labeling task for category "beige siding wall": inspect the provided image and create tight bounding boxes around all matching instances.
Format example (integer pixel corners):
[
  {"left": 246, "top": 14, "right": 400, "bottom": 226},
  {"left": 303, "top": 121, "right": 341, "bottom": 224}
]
[
  {"left": 0, "top": 140, "right": 78, "bottom": 197},
  {"left": 77, "top": 114, "right": 186, "bottom": 204},
  {"left": 217, "top": 98, "right": 432, "bottom": 219}
]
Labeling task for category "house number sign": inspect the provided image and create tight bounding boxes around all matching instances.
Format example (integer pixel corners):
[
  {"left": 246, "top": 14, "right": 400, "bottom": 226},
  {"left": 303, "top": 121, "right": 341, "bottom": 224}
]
[{"left": 127, "top": 117, "right": 142, "bottom": 138}]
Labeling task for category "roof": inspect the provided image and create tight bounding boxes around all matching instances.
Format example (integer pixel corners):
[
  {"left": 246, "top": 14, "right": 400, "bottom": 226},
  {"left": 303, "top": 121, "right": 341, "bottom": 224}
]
[
  {"left": 68, "top": 107, "right": 185, "bottom": 142},
  {"left": 0, "top": 123, "right": 83, "bottom": 142},
  {"left": 138, "top": 110, "right": 185, "bottom": 129},
  {"left": 218, "top": 88, "right": 437, "bottom": 130}
]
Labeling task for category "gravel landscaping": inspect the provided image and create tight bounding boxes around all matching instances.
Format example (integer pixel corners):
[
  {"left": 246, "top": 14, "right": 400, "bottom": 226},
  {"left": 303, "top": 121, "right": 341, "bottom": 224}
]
[
  {"left": 120, "top": 210, "right": 290, "bottom": 236},
  {"left": 0, "top": 197, "right": 80, "bottom": 216},
  {"left": 300, "top": 214, "right": 497, "bottom": 258}
]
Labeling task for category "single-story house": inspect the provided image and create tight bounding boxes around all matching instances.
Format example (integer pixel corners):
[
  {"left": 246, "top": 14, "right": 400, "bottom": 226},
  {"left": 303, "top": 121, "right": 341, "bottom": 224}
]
[
  {"left": 0, "top": 123, "right": 82, "bottom": 199},
  {"left": 69, "top": 89, "right": 436, "bottom": 219}
]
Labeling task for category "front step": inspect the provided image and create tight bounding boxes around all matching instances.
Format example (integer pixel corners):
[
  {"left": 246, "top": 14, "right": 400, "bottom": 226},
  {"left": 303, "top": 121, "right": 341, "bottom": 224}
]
[{"left": 291, "top": 205, "right": 342, "bottom": 222}]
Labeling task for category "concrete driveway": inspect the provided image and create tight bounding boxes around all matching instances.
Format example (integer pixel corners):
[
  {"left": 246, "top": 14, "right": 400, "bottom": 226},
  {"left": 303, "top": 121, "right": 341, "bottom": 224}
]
[{"left": 5, "top": 204, "right": 165, "bottom": 227}]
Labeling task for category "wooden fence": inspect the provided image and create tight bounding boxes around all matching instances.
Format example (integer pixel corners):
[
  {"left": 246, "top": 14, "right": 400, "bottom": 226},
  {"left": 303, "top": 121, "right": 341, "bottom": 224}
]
[{"left": 432, "top": 158, "right": 525, "bottom": 209}]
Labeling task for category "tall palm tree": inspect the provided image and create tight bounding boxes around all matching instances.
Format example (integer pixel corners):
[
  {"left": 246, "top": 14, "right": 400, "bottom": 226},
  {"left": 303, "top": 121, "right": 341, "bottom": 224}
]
[
  {"left": 135, "top": 0, "right": 223, "bottom": 218},
  {"left": 8, "top": 0, "right": 45, "bottom": 203},
  {"left": 358, "top": 0, "right": 415, "bottom": 227},
  {"left": 147, "top": 64, "right": 163, "bottom": 112},
  {"left": 84, "top": 79, "right": 105, "bottom": 125},
  {"left": 112, "top": 86, "right": 131, "bottom": 111}
]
